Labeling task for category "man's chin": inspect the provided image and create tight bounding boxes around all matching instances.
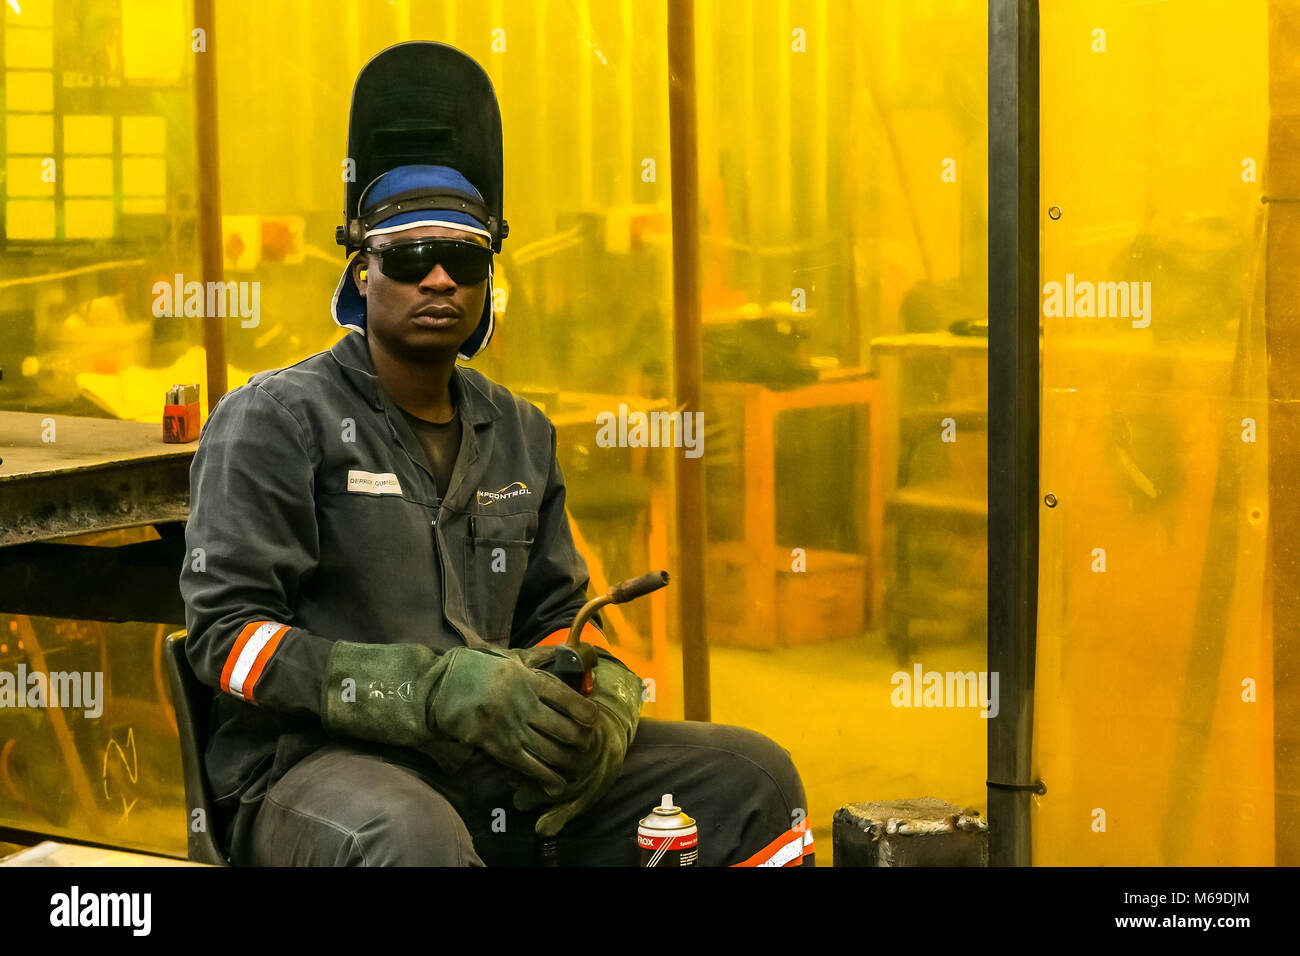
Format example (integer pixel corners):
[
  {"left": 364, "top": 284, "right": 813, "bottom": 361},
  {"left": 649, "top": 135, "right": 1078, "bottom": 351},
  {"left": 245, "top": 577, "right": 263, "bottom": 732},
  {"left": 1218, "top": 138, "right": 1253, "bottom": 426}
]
[{"left": 396, "top": 326, "right": 474, "bottom": 360}]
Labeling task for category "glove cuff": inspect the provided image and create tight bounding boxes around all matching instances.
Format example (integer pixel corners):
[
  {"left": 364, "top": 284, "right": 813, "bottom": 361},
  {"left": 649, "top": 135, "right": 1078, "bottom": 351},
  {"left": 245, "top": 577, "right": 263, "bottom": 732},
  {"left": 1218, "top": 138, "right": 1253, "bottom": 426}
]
[{"left": 320, "top": 641, "right": 442, "bottom": 747}]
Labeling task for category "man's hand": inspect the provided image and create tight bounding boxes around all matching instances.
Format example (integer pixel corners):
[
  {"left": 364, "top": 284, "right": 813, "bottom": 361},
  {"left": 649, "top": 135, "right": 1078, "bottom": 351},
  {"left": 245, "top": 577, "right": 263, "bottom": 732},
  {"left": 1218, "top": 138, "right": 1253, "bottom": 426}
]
[
  {"left": 429, "top": 648, "right": 598, "bottom": 798},
  {"left": 322, "top": 642, "right": 598, "bottom": 798},
  {"left": 509, "top": 658, "right": 644, "bottom": 838},
  {"left": 502, "top": 645, "right": 560, "bottom": 671}
]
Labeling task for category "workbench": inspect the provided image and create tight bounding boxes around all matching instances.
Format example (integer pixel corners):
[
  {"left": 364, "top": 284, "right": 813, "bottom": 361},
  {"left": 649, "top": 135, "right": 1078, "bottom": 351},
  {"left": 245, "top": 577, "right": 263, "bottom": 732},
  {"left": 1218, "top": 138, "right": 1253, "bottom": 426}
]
[
  {"left": 0, "top": 411, "right": 196, "bottom": 857},
  {"left": 0, "top": 411, "right": 193, "bottom": 624},
  {"left": 703, "top": 373, "right": 882, "bottom": 648},
  {"left": 871, "top": 332, "right": 989, "bottom": 661}
]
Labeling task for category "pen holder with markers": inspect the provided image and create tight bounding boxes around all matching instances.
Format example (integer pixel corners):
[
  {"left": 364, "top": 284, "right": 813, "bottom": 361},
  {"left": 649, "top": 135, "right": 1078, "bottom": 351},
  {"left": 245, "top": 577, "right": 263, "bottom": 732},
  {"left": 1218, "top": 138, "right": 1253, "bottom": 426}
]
[{"left": 164, "top": 383, "right": 201, "bottom": 443}]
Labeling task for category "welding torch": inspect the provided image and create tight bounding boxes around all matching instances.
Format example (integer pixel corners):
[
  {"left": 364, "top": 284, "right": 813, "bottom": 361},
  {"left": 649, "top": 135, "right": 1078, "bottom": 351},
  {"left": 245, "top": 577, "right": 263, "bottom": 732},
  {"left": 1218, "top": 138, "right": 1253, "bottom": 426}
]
[
  {"left": 537, "top": 569, "right": 669, "bottom": 866},
  {"left": 552, "top": 570, "right": 670, "bottom": 695}
]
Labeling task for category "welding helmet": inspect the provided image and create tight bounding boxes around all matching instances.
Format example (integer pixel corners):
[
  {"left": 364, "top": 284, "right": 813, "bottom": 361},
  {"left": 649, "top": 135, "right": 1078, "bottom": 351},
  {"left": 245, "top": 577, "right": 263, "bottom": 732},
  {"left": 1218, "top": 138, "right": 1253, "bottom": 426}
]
[{"left": 332, "top": 41, "right": 508, "bottom": 360}]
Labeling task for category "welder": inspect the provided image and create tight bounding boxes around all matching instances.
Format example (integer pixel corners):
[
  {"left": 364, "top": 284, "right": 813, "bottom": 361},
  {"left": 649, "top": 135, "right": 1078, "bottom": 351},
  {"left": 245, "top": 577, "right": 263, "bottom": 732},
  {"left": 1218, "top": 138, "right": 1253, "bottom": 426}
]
[{"left": 178, "top": 41, "right": 812, "bottom": 867}]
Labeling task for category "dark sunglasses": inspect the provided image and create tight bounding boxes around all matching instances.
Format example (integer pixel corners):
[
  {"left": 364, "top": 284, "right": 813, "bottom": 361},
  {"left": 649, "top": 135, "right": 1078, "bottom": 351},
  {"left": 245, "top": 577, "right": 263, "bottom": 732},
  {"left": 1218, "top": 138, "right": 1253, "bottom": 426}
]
[{"left": 366, "top": 238, "right": 492, "bottom": 285}]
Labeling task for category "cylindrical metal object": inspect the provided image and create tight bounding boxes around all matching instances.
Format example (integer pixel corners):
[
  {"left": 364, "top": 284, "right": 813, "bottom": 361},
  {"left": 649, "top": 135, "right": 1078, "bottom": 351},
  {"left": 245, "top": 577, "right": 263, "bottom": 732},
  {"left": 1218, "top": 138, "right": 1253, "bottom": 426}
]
[
  {"left": 667, "top": 0, "right": 711, "bottom": 723},
  {"left": 987, "top": 0, "right": 1040, "bottom": 868},
  {"left": 637, "top": 793, "right": 698, "bottom": 867},
  {"left": 193, "top": 0, "right": 228, "bottom": 410}
]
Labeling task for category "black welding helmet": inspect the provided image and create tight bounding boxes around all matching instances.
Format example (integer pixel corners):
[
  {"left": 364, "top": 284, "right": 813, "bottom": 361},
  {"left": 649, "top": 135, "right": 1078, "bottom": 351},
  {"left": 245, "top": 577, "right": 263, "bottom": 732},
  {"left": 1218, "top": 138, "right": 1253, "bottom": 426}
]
[{"left": 333, "top": 41, "right": 508, "bottom": 359}]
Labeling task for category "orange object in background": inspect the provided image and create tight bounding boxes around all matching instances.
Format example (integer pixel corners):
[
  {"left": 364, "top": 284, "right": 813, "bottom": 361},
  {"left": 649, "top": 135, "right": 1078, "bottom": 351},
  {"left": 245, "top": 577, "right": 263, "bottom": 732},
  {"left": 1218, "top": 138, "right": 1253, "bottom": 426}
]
[{"left": 163, "top": 384, "right": 201, "bottom": 443}]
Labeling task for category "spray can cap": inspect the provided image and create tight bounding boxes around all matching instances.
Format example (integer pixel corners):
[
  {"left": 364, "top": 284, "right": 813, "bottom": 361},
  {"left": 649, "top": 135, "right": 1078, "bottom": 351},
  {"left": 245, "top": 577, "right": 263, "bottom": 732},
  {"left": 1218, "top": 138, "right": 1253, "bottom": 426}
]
[{"left": 655, "top": 794, "right": 679, "bottom": 815}]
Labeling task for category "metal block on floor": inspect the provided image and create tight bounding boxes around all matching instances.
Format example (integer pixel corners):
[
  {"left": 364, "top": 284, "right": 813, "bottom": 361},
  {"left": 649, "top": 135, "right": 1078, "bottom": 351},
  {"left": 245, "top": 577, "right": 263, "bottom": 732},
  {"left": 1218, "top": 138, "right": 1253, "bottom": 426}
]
[{"left": 833, "top": 797, "right": 988, "bottom": 866}]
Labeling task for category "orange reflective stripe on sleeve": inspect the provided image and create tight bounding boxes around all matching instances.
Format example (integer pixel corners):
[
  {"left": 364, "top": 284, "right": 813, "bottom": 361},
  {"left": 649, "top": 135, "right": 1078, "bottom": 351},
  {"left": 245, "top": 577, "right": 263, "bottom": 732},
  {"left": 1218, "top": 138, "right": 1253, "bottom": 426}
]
[
  {"left": 536, "top": 622, "right": 611, "bottom": 652},
  {"left": 730, "top": 825, "right": 815, "bottom": 867},
  {"left": 220, "top": 621, "right": 290, "bottom": 703}
]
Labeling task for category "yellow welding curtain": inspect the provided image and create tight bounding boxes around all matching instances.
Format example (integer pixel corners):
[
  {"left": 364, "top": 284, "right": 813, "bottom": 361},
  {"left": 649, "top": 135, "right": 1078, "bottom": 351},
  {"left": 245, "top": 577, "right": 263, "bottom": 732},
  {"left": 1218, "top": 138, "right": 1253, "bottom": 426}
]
[{"left": 1034, "top": 0, "right": 1275, "bottom": 865}]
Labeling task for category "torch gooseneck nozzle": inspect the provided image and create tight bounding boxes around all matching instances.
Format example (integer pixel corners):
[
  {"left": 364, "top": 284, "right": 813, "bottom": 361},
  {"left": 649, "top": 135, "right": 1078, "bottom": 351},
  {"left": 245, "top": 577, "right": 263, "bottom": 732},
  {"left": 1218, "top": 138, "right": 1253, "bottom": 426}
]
[{"left": 566, "top": 571, "right": 670, "bottom": 647}]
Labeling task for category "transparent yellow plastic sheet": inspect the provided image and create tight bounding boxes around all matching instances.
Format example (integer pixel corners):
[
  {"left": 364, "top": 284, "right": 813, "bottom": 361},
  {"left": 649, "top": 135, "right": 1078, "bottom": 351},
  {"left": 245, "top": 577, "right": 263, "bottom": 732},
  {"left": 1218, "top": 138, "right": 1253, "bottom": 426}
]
[
  {"left": 1, "top": 0, "right": 995, "bottom": 862},
  {"left": 1034, "top": 0, "right": 1273, "bottom": 865},
  {"left": 199, "top": 0, "right": 989, "bottom": 863},
  {"left": 689, "top": 0, "right": 990, "bottom": 862},
  {"left": 0, "top": 534, "right": 187, "bottom": 859}
]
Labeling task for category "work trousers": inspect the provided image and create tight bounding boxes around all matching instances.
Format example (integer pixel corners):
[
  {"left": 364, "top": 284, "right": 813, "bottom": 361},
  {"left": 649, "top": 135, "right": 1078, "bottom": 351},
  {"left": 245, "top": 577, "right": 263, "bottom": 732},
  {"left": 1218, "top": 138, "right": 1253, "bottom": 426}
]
[{"left": 234, "top": 718, "right": 813, "bottom": 866}]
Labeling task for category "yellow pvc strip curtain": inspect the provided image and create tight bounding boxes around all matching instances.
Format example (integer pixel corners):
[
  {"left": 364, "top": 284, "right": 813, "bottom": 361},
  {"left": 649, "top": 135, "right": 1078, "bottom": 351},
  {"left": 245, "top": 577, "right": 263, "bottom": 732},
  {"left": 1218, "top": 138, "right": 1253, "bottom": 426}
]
[{"left": 1035, "top": 0, "right": 1273, "bottom": 865}]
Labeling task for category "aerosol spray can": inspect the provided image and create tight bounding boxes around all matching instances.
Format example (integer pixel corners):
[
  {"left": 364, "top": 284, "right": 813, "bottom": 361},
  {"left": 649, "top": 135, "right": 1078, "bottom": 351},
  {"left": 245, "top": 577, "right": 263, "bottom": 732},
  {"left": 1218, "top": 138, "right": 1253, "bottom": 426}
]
[{"left": 638, "top": 793, "right": 698, "bottom": 866}]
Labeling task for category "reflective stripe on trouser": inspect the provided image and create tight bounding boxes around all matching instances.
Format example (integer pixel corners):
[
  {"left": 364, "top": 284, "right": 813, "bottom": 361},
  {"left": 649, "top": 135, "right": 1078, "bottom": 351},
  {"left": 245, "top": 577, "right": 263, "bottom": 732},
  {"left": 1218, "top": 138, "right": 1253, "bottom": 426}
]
[{"left": 731, "top": 825, "right": 815, "bottom": 867}]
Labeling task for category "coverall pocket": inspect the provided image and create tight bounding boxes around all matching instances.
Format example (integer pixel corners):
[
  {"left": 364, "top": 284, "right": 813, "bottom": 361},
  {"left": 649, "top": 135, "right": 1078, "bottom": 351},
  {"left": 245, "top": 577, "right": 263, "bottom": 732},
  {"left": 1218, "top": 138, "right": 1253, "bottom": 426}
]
[{"left": 462, "top": 523, "right": 534, "bottom": 644}]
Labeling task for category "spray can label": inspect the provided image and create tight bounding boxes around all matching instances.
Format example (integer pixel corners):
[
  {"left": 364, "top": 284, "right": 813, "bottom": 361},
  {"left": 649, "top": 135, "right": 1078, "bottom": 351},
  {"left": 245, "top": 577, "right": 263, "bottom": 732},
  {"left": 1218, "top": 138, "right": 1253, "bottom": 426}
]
[{"left": 638, "top": 793, "right": 698, "bottom": 867}]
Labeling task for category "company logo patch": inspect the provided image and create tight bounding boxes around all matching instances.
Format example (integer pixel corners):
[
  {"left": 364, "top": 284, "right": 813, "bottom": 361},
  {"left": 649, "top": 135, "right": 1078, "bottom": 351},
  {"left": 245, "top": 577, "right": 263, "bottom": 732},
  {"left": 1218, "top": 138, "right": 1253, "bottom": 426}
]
[
  {"left": 476, "top": 481, "right": 531, "bottom": 506},
  {"left": 347, "top": 470, "right": 404, "bottom": 495}
]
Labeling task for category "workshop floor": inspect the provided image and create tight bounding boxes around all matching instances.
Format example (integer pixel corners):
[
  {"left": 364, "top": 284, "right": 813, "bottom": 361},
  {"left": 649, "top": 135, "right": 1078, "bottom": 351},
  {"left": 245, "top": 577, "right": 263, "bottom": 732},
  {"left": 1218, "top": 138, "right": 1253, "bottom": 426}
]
[{"left": 656, "top": 629, "right": 988, "bottom": 866}]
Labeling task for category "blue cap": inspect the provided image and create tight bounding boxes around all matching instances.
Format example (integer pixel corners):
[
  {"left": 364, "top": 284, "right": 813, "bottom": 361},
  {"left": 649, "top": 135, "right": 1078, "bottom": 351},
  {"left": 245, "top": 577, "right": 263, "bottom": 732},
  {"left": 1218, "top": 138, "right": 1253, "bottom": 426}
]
[{"left": 332, "top": 164, "right": 495, "bottom": 359}]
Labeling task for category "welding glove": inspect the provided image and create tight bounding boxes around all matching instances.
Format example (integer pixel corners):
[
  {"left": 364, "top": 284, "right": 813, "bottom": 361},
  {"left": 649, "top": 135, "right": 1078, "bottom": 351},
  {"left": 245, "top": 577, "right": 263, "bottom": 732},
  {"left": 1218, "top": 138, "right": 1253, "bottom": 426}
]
[
  {"left": 511, "top": 658, "right": 644, "bottom": 838},
  {"left": 502, "top": 644, "right": 562, "bottom": 670},
  {"left": 321, "top": 641, "right": 598, "bottom": 797}
]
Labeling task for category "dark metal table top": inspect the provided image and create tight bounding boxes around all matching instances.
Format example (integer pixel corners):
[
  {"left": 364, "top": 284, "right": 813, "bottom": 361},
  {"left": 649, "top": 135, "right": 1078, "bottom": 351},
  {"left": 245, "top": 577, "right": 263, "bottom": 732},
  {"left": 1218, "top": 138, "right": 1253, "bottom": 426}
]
[{"left": 0, "top": 411, "right": 194, "bottom": 548}]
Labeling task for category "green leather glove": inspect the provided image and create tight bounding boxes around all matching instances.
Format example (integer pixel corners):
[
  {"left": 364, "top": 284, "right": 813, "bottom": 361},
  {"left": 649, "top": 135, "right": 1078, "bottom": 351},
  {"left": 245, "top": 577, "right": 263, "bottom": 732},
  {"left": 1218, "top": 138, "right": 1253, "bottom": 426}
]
[
  {"left": 511, "top": 657, "right": 644, "bottom": 838},
  {"left": 502, "top": 645, "right": 561, "bottom": 670},
  {"left": 321, "top": 641, "right": 598, "bottom": 797},
  {"left": 320, "top": 641, "right": 442, "bottom": 747}
]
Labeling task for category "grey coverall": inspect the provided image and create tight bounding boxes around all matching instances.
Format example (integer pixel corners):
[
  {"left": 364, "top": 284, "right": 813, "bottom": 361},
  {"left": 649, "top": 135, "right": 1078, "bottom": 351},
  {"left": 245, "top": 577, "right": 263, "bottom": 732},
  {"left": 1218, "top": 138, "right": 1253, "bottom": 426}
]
[{"left": 179, "top": 330, "right": 812, "bottom": 866}]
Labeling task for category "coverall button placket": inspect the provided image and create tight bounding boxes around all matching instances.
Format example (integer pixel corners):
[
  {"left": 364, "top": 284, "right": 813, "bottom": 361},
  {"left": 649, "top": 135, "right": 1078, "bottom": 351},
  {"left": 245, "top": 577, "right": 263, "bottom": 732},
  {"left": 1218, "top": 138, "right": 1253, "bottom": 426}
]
[{"left": 433, "top": 500, "right": 467, "bottom": 646}]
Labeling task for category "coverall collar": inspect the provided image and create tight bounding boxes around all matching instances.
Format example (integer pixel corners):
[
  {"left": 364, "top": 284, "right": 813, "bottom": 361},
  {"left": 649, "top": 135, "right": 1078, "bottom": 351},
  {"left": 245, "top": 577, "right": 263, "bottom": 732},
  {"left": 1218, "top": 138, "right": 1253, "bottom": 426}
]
[{"left": 328, "top": 329, "right": 502, "bottom": 426}]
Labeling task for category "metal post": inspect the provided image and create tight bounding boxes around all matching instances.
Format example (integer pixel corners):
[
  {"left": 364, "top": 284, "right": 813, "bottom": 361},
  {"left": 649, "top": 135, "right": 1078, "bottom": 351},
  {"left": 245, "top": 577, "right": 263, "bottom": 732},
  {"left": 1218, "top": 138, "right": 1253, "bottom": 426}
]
[
  {"left": 987, "top": 0, "right": 1040, "bottom": 867},
  {"left": 667, "top": 0, "right": 710, "bottom": 721},
  {"left": 193, "top": 0, "right": 227, "bottom": 410},
  {"left": 1267, "top": 0, "right": 1300, "bottom": 868}
]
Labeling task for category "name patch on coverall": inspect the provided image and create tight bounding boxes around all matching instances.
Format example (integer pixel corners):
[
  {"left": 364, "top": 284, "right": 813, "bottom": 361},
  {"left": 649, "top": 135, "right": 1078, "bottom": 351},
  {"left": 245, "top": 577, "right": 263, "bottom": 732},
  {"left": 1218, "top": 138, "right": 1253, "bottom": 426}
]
[{"left": 347, "top": 470, "right": 404, "bottom": 495}]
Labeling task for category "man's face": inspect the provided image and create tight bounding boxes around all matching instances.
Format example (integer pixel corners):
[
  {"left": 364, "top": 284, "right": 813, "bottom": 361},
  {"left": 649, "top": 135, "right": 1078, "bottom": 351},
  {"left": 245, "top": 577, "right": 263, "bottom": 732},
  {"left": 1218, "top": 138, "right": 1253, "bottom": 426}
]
[{"left": 353, "top": 223, "right": 489, "bottom": 359}]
